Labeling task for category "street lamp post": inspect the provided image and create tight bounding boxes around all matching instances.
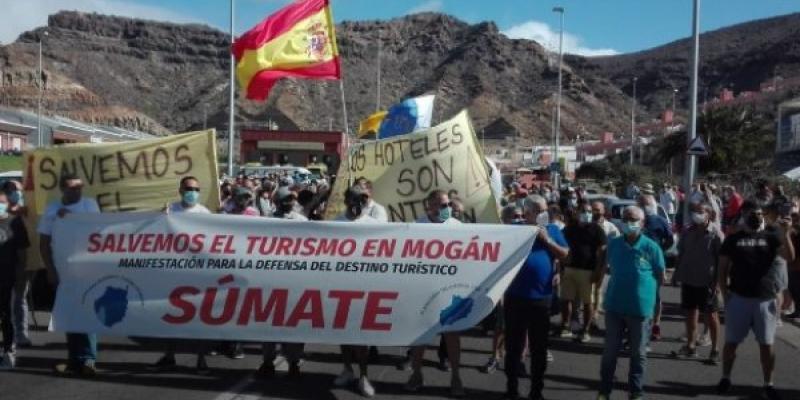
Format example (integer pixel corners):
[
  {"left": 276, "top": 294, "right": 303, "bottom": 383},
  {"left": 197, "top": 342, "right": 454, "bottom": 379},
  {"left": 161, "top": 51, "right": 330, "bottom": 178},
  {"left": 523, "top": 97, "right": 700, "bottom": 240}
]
[
  {"left": 630, "top": 76, "right": 637, "bottom": 165},
  {"left": 227, "top": 0, "right": 236, "bottom": 177},
  {"left": 553, "top": 6, "right": 564, "bottom": 187},
  {"left": 37, "top": 30, "right": 48, "bottom": 147},
  {"left": 682, "top": 0, "right": 701, "bottom": 226}
]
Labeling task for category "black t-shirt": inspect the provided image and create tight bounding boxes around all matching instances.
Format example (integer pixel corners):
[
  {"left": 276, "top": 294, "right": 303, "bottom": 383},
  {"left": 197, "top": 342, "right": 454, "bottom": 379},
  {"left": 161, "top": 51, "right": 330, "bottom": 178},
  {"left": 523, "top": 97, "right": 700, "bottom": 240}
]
[
  {"left": 720, "top": 230, "right": 781, "bottom": 298},
  {"left": 0, "top": 215, "right": 29, "bottom": 281},
  {"left": 563, "top": 223, "right": 607, "bottom": 271}
]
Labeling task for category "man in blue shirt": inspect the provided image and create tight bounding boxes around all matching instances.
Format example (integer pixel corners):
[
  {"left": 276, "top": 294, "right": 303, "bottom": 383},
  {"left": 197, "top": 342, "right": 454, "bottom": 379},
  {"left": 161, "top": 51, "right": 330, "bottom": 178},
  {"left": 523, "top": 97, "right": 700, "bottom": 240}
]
[
  {"left": 598, "top": 205, "right": 665, "bottom": 400},
  {"left": 639, "top": 194, "right": 674, "bottom": 341},
  {"left": 503, "top": 195, "right": 569, "bottom": 400}
]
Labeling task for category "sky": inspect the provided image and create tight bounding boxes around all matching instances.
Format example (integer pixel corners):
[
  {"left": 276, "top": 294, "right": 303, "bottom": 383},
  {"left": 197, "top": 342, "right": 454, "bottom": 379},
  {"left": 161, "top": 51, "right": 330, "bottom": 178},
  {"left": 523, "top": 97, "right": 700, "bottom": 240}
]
[{"left": 2, "top": 0, "right": 799, "bottom": 56}]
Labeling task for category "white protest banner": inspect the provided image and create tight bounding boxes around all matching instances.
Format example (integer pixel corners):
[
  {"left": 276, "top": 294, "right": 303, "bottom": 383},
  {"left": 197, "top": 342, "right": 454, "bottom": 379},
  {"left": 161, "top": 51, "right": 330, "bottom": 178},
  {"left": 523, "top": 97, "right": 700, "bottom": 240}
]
[
  {"left": 325, "top": 110, "right": 499, "bottom": 223},
  {"left": 51, "top": 212, "right": 536, "bottom": 346}
]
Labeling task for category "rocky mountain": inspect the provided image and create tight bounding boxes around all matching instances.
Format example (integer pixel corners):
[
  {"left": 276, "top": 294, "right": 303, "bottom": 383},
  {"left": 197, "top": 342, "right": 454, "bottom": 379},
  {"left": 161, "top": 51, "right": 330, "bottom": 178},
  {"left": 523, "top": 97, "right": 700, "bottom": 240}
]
[
  {"left": 1, "top": 10, "right": 799, "bottom": 142},
  {"left": 0, "top": 11, "right": 632, "bottom": 141},
  {"left": 571, "top": 12, "right": 800, "bottom": 114}
]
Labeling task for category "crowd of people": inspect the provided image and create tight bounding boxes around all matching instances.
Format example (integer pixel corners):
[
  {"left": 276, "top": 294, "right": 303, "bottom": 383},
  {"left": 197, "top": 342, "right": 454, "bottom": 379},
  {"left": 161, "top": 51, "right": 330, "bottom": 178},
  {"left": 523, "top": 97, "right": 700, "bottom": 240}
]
[{"left": 0, "top": 169, "right": 799, "bottom": 400}]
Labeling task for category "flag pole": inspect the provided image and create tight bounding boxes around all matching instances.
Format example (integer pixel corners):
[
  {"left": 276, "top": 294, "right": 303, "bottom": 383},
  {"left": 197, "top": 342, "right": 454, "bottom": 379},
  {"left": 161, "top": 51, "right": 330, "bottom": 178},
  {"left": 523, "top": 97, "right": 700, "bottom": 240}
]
[
  {"left": 339, "top": 79, "right": 350, "bottom": 136},
  {"left": 375, "top": 30, "right": 382, "bottom": 112},
  {"left": 227, "top": 0, "right": 236, "bottom": 178}
]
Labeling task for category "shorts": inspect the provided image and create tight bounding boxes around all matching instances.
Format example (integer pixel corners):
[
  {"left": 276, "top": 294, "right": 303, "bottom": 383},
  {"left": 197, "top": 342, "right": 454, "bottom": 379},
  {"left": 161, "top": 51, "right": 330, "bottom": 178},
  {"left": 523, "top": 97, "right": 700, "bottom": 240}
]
[
  {"left": 681, "top": 284, "right": 721, "bottom": 312},
  {"left": 724, "top": 293, "right": 778, "bottom": 345},
  {"left": 561, "top": 268, "right": 595, "bottom": 304}
]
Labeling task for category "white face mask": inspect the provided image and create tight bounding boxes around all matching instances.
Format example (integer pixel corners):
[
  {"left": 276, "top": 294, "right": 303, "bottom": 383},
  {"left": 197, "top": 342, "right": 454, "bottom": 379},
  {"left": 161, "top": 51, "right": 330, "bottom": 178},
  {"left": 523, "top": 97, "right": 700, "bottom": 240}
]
[
  {"left": 691, "top": 212, "right": 706, "bottom": 225},
  {"left": 535, "top": 211, "right": 550, "bottom": 227}
]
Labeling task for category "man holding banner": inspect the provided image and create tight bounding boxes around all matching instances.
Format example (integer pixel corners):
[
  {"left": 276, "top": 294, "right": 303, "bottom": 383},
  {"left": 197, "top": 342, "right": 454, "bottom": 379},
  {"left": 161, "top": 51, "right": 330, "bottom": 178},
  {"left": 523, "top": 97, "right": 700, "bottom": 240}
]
[
  {"left": 38, "top": 173, "right": 101, "bottom": 376},
  {"left": 406, "top": 189, "right": 465, "bottom": 397}
]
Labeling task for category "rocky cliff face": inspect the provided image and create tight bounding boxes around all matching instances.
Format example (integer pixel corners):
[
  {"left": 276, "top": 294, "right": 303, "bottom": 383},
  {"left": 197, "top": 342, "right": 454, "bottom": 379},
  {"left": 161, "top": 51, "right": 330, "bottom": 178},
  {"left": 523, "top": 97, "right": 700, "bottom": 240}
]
[
  {"left": 1, "top": 10, "right": 799, "bottom": 141},
  {"left": 0, "top": 11, "right": 632, "bottom": 141}
]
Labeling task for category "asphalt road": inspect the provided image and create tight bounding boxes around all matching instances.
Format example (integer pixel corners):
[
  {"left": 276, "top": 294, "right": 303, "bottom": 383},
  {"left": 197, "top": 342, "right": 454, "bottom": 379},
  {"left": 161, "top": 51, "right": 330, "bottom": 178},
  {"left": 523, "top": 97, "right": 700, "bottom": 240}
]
[{"left": 3, "top": 285, "right": 800, "bottom": 400}]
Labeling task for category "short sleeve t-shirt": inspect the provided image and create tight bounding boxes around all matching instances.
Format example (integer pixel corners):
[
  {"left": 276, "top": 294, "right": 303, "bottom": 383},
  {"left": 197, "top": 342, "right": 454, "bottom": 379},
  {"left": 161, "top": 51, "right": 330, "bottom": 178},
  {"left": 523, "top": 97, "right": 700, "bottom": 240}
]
[
  {"left": 0, "top": 215, "right": 30, "bottom": 280},
  {"left": 720, "top": 230, "right": 781, "bottom": 298},
  {"left": 507, "top": 224, "right": 568, "bottom": 301},
  {"left": 169, "top": 202, "right": 211, "bottom": 214},
  {"left": 37, "top": 197, "right": 100, "bottom": 237},
  {"left": 605, "top": 234, "right": 665, "bottom": 318},
  {"left": 563, "top": 223, "right": 607, "bottom": 270}
]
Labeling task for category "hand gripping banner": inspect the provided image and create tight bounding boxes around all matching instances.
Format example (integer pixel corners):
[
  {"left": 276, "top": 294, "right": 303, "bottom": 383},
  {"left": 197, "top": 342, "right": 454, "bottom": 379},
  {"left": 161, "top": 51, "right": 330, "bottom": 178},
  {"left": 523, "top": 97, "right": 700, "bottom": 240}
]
[{"left": 50, "top": 212, "right": 536, "bottom": 346}]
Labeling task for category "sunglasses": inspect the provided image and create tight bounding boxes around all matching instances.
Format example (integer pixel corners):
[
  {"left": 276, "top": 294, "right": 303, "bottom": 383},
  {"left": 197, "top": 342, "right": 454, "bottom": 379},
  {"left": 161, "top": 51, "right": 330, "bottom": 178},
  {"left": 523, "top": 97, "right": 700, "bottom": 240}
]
[
  {"left": 439, "top": 202, "right": 453, "bottom": 209},
  {"left": 513, "top": 213, "right": 523, "bottom": 219},
  {"left": 183, "top": 187, "right": 201, "bottom": 192}
]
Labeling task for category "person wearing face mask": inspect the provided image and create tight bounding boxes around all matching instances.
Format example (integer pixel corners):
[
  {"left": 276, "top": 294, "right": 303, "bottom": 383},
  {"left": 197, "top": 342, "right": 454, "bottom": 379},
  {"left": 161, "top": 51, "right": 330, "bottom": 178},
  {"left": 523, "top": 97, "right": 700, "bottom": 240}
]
[
  {"left": 219, "top": 181, "right": 234, "bottom": 213},
  {"left": 406, "top": 190, "right": 464, "bottom": 397},
  {"left": 226, "top": 187, "right": 259, "bottom": 216},
  {"left": 272, "top": 187, "right": 308, "bottom": 221},
  {"left": 255, "top": 180, "right": 276, "bottom": 217},
  {"left": 354, "top": 178, "right": 388, "bottom": 222},
  {"left": 559, "top": 202, "right": 608, "bottom": 343},
  {"left": 637, "top": 193, "right": 674, "bottom": 341},
  {"left": 716, "top": 202, "right": 794, "bottom": 400},
  {"left": 0, "top": 191, "right": 29, "bottom": 370},
  {"left": 598, "top": 206, "right": 665, "bottom": 400},
  {"left": 37, "top": 174, "right": 101, "bottom": 376},
  {"left": 331, "top": 186, "right": 379, "bottom": 397},
  {"left": 501, "top": 195, "right": 568, "bottom": 400},
  {"left": 151, "top": 176, "right": 211, "bottom": 373},
  {"left": 547, "top": 205, "right": 564, "bottom": 230},
  {"left": 670, "top": 203, "right": 724, "bottom": 364}
]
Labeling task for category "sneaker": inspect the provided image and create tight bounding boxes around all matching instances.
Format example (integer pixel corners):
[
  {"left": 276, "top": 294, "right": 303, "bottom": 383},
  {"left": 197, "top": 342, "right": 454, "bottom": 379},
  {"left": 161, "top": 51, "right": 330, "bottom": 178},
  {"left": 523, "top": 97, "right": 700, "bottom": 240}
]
[
  {"left": 54, "top": 362, "right": 76, "bottom": 375},
  {"left": 450, "top": 376, "right": 465, "bottom": 398},
  {"left": 764, "top": 385, "right": 782, "bottom": 400},
  {"left": 716, "top": 377, "right": 731, "bottom": 394},
  {"left": 257, "top": 362, "right": 275, "bottom": 379},
  {"left": 0, "top": 352, "right": 15, "bottom": 369},
  {"left": 784, "top": 311, "right": 800, "bottom": 319},
  {"left": 650, "top": 324, "right": 661, "bottom": 341},
  {"left": 776, "top": 319, "right": 784, "bottom": 328},
  {"left": 287, "top": 362, "right": 301, "bottom": 380},
  {"left": 547, "top": 350, "right": 555, "bottom": 362},
  {"left": 559, "top": 328, "right": 574, "bottom": 338},
  {"left": 79, "top": 362, "right": 97, "bottom": 377},
  {"left": 437, "top": 358, "right": 451, "bottom": 372},
  {"left": 579, "top": 331, "right": 591, "bottom": 344},
  {"left": 481, "top": 357, "right": 500, "bottom": 374},
  {"left": 151, "top": 355, "right": 177, "bottom": 371},
  {"left": 705, "top": 350, "right": 720, "bottom": 366},
  {"left": 404, "top": 372, "right": 424, "bottom": 392},
  {"left": 334, "top": 369, "right": 356, "bottom": 387},
  {"left": 196, "top": 357, "right": 210, "bottom": 375},
  {"left": 229, "top": 343, "right": 245, "bottom": 360},
  {"left": 358, "top": 376, "right": 376, "bottom": 398},
  {"left": 670, "top": 346, "right": 698, "bottom": 359},
  {"left": 695, "top": 334, "right": 712, "bottom": 347}
]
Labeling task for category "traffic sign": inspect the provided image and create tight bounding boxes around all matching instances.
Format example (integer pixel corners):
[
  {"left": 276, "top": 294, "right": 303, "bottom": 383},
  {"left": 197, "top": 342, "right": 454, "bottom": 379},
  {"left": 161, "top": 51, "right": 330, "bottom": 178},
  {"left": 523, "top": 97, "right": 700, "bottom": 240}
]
[{"left": 686, "top": 136, "right": 709, "bottom": 156}]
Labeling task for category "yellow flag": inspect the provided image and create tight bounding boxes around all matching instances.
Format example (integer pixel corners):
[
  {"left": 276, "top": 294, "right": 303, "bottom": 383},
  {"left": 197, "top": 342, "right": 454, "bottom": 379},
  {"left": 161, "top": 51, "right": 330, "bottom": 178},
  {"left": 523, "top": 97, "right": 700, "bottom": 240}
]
[{"left": 358, "top": 111, "right": 387, "bottom": 138}]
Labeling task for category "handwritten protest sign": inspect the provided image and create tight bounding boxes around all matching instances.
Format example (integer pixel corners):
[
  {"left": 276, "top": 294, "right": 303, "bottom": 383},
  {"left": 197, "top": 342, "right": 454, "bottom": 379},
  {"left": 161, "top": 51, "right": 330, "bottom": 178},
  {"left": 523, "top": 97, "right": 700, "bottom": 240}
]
[
  {"left": 23, "top": 130, "right": 220, "bottom": 214},
  {"left": 51, "top": 212, "right": 536, "bottom": 346},
  {"left": 326, "top": 110, "right": 499, "bottom": 222}
]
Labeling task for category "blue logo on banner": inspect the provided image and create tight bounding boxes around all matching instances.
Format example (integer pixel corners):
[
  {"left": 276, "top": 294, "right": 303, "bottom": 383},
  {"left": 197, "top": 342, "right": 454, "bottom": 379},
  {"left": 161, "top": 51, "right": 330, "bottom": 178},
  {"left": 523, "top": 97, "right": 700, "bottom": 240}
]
[
  {"left": 439, "top": 295, "right": 474, "bottom": 326},
  {"left": 94, "top": 286, "right": 129, "bottom": 327}
]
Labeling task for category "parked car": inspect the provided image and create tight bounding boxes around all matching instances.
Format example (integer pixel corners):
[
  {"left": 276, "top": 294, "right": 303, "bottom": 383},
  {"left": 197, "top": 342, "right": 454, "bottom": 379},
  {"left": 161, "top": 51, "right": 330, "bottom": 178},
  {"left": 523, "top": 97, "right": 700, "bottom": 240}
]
[{"left": 0, "top": 170, "right": 23, "bottom": 187}]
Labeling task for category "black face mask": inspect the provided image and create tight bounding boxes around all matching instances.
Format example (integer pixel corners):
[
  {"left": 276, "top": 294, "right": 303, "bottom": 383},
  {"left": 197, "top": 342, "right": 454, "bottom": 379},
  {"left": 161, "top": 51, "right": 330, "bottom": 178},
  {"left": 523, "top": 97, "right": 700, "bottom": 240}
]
[
  {"left": 222, "top": 188, "right": 232, "bottom": 197},
  {"left": 747, "top": 214, "right": 763, "bottom": 230},
  {"left": 349, "top": 203, "right": 363, "bottom": 218}
]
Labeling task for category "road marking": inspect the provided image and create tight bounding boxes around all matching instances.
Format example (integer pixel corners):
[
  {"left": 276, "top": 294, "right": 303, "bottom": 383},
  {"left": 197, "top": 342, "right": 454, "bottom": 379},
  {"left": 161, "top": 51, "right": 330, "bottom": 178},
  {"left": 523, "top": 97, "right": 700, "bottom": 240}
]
[{"left": 213, "top": 374, "right": 259, "bottom": 400}]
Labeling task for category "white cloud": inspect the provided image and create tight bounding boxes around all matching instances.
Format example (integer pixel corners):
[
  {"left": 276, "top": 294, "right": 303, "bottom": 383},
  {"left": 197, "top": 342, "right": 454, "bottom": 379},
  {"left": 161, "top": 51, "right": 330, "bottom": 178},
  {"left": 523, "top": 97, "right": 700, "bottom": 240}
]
[
  {"left": 0, "top": 0, "right": 207, "bottom": 44},
  {"left": 502, "top": 20, "right": 618, "bottom": 57},
  {"left": 407, "top": 0, "right": 444, "bottom": 15}
]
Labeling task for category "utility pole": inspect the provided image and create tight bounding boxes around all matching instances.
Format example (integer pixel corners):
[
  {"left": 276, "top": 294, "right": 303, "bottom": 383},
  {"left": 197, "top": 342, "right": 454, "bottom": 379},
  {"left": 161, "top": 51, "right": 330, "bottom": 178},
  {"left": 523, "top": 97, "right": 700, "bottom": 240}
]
[
  {"left": 553, "top": 6, "right": 565, "bottom": 188},
  {"left": 682, "top": 0, "right": 701, "bottom": 226},
  {"left": 630, "top": 76, "right": 637, "bottom": 165}
]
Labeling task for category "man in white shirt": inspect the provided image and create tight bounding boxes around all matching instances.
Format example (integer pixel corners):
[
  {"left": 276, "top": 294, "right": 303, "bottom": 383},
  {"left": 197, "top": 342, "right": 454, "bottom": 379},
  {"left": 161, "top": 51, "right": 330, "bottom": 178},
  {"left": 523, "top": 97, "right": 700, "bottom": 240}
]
[
  {"left": 355, "top": 178, "right": 389, "bottom": 222},
  {"left": 38, "top": 174, "right": 100, "bottom": 376},
  {"left": 406, "top": 190, "right": 464, "bottom": 397},
  {"left": 659, "top": 184, "right": 677, "bottom": 222},
  {"left": 153, "top": 176, "right": 211, "bottom": 374},
  {"left": 332, "top": 186, "right": 379, "bottom": 397}
]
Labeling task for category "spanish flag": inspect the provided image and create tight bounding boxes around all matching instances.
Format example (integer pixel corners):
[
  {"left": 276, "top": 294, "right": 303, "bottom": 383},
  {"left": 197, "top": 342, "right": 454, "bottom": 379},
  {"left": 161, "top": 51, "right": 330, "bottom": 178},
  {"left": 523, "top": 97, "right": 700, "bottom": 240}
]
[{"left": 232, "top": 0, "right": 341, "bottom": 101}]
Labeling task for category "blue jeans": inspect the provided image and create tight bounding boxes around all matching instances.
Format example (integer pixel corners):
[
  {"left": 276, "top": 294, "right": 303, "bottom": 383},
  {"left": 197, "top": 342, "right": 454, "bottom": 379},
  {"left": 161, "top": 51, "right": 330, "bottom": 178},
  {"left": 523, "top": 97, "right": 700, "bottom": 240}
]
[
  {"left": 600, "top": 311, "right": 651, "bottom": 396},
  {"left": 67, "top": 333, "right": 97, "bottom": 366}
]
